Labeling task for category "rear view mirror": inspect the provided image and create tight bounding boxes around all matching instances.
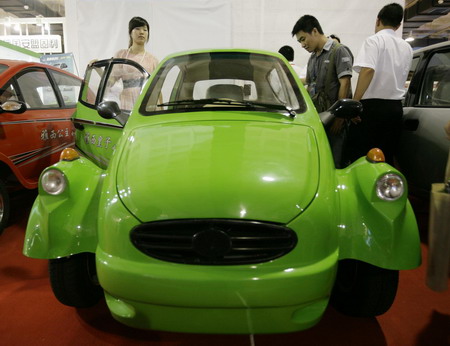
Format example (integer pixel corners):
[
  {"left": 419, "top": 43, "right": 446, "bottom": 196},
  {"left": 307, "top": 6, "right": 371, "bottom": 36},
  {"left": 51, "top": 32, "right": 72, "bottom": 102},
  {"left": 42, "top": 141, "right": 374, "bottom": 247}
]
[
  {"left": 97, "top": 101, "right": 127, "bottom": 126},
  {"left": 0, "top": 100, "right": 27, "bottom": 114}
]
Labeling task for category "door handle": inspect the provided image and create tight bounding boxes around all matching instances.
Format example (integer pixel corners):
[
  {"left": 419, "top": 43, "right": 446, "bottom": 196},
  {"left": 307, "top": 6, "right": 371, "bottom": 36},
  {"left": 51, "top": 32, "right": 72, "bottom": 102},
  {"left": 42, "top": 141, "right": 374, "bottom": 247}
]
[
  {"left": 73, "top": 122, "right": 84, "bottom": 130},
  {"left": 403, "top": 119, "right": 419, "bottom": 131}
]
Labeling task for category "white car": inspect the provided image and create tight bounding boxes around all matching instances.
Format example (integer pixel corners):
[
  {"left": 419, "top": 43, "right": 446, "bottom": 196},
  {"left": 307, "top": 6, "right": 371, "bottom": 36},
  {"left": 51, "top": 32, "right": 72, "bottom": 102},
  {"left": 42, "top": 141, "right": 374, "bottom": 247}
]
[{"left": 398, "top": 41, "right": 450, "bottom": 197}]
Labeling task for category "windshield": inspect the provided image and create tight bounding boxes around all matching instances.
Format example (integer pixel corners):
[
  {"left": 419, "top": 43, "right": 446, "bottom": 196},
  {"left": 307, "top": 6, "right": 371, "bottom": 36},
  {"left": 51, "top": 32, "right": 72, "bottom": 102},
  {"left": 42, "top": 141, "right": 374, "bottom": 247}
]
[{"left": 141, "top": 52, "right": 306, "bottom": 115}]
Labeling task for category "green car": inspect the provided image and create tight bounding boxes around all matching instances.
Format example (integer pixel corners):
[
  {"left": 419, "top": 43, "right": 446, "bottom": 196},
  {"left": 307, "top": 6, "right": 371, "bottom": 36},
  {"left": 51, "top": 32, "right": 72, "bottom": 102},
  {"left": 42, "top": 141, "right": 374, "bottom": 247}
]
[{"left": 23, "top": 49, "right": 421, "bottom": 334}]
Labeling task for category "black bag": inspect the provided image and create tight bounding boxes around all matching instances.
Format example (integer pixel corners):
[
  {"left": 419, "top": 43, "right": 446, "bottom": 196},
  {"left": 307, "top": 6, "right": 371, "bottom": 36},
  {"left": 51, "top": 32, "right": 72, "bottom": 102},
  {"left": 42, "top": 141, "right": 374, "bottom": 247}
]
[{"left": 311, "top": 90, "right": 333, "bottom": 113}]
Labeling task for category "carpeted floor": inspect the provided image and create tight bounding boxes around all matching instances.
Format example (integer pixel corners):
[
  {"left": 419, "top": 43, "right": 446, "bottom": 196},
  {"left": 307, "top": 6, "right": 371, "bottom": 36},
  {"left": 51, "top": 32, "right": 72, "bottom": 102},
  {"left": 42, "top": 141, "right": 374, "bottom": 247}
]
[{"left": 1, "top": 190, "right": 449, "bottom": 346}]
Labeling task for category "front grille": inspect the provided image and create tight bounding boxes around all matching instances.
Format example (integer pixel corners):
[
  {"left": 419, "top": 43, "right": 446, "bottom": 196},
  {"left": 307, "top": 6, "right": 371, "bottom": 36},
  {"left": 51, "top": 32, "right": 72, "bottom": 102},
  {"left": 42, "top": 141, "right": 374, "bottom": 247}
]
[{"left": 130, "top": 219, "right": 297, "bottom": 265}]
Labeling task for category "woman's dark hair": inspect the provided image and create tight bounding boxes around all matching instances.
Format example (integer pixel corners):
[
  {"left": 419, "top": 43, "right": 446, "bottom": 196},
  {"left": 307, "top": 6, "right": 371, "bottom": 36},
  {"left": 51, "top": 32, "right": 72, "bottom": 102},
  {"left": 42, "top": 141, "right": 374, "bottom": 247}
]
[
  {"left": 278, "top": 45, "right": 294, "bottom": 61},
  {"left": 128, "top": 16, "right": 150, "bottom": 47},
  {"left": 378, "top": 3, "right": 404, "bottom": 28},
  {"left": 329, "top": 34, "right": 341, "bottom": 43},
  {"left": 291, "top": 15, "right": 324, "bottom": 37}
]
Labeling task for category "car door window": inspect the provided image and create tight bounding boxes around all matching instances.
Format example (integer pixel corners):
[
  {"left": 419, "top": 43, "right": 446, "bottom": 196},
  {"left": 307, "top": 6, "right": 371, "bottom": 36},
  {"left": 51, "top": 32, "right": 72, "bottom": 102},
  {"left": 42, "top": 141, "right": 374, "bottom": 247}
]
[
  {"left": 80, "top": 61, "right": 148, "bottom": 113},
  {"left": 405, "top": 56, "right": 420, "bottom": 90},
  {"left": 418, "top": 51, "right": 450, "bottom": 107},
  {"left": 80, "top": 64, "right": 105, "bottom": 106},
  {"left": 0, "top": 83, "right": 19, "bottom": 104},
  {"left": 16, "top": 69, "right": 59, "bottom": 109},
  {"left": 0, "top": 64, "right": 8, "bottom": 74},
  {"left": 103, "top": 63, "right": 148, "bottom": 112},
  {"left": 49, "top": 70, "right": 81, "bottom": 107}
]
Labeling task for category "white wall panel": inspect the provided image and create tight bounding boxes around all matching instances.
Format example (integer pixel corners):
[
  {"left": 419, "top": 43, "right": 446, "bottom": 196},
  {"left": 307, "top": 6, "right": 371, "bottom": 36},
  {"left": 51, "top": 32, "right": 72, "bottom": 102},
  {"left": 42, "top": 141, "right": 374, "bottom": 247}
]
[{"left": 66, "top": 0, "right": 405, "bottom": 80}]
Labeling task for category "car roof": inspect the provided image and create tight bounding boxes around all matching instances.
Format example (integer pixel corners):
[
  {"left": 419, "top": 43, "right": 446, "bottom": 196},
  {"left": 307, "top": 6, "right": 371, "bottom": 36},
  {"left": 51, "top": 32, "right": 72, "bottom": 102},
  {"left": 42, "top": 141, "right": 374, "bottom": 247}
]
[
  {"left": 413, "top": 41, "right": 450, "bottom": 56},
  {"left": 0, "top": 59, "right": 80, "bottom": 79},
  {"left": 159, "top": 48, "right": 284, "bottom": 64}
]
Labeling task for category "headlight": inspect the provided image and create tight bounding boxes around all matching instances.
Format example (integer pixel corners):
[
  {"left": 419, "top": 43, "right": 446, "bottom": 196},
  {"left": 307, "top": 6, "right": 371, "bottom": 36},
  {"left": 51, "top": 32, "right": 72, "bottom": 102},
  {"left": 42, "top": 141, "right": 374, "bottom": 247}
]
[
  {"left": 376, "top": 174, "right": 404, "bottom": 201},
  {"left": 41, "top": 169, "right": 67, "bottom": 195}
]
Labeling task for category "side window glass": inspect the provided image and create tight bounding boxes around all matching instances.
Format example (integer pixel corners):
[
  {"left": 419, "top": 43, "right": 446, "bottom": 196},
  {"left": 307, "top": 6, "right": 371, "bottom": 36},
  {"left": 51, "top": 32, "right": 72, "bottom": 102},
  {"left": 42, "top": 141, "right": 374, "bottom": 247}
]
[
  {"left": 103, "top": 63, "right": 148, "bottom": 112},
  {"left": 16, "top": 69, "right": 59, "bottom": 109},
  {"left": 80, "top": 64, "right": 105, "bottom": 106},
  {"left": 268, "top": 69, "right": 287, "bottom": 104},
  {"left": 49, "top": 70, "right": 81, "bottom": 107},
  {"left": 0, "top": 83, "right": 19, "bottom": 104},
  {"left": 145, "top": 65, "right": 181, "bottom": 112},
  {"left": 418, "top": 51, "right": 450, "bottom": 107}
]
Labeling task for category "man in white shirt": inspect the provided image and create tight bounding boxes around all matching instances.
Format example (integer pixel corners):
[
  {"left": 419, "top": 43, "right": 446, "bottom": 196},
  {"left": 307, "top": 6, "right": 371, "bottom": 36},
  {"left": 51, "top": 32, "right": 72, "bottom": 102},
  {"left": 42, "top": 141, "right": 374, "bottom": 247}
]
[{"left": 345, "top": 3, "right": 413, "bottom": 165}]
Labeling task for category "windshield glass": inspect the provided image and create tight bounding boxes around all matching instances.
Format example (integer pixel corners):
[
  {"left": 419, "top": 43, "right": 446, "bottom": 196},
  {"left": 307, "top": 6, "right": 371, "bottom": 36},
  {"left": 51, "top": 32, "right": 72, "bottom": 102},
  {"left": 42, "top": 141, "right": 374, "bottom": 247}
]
[{"left": 141, "top": 52, "right": 305, "bottom": 115}]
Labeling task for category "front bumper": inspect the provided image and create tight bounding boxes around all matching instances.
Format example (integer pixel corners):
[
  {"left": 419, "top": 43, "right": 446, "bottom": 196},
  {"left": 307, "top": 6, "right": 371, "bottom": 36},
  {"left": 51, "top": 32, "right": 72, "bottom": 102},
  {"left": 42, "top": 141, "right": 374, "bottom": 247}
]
[{"left": 96, "top": 248, "right": 338, "bottom": 334}]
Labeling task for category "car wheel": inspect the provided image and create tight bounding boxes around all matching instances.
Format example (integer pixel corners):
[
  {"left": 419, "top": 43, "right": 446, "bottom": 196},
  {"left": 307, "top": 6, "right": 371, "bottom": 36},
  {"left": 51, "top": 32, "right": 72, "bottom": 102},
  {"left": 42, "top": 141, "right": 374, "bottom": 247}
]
[
  {"left": 0, "top": 179, "right": 10, "bottom": 235},
  {"left": 49, "top": 253, "right": 103, "bottom": 308},
  {"left": 330, "top": 259, "right": 399, "bottom": 317}
]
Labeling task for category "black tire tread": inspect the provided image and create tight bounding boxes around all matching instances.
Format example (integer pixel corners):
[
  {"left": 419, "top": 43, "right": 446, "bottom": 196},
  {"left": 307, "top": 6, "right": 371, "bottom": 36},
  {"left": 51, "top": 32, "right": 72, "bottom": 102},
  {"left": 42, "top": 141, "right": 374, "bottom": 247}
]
[
  {"left": 49, "top": 253, "right": 103, "bottom": 308},
  {"left": 330, "top": 259, "right": 399, "bottom": 317}
]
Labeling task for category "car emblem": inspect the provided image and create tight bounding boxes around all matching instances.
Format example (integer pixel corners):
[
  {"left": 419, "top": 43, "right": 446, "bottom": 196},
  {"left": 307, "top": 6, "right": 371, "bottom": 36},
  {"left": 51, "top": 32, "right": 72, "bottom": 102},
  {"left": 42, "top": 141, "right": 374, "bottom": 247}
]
[{"left": 192, "top": 228, "right": 232, "bottom": 259}]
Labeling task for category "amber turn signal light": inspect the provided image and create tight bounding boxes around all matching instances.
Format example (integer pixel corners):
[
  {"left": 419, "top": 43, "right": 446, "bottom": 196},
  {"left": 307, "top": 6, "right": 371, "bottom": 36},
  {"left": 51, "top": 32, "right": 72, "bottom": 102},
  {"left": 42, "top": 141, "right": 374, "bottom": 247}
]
[
  {"left": 366, "top": 148, "right": 385, "bottom": 163},
  {"left": 60, "top": 147, "right": 80, "bottom": 161}
]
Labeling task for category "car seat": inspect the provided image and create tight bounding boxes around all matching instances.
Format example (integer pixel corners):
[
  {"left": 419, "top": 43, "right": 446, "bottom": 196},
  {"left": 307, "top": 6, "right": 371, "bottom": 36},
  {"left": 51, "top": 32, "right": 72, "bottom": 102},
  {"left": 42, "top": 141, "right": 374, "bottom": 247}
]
[{"left": 206, "top": 84, "right": 244, "bottom": 101}]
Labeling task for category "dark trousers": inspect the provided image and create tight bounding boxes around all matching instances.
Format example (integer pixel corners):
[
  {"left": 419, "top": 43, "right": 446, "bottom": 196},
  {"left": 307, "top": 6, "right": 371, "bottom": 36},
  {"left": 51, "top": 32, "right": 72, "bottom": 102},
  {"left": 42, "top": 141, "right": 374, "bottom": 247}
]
[{"left": 344, "top": 99, "right": 403, "bottom": 166}]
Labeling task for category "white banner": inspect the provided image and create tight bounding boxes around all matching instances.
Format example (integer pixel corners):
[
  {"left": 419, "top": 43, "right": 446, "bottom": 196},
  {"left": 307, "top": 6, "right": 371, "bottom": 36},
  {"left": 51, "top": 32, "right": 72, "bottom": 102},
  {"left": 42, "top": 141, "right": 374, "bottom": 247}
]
[
  {"left": 70, "top": 0, "right": 231, "bottom": 76},
  {"left": 0, "top": 35, "right": 62, "bottom": 53}
]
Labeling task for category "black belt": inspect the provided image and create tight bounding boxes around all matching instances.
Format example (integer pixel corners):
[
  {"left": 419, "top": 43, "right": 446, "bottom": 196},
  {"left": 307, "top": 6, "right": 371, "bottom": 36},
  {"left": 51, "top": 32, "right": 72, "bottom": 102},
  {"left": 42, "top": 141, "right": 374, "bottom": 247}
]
[{"left": 123, "top": 78, "right": 143, "bottom": 89}]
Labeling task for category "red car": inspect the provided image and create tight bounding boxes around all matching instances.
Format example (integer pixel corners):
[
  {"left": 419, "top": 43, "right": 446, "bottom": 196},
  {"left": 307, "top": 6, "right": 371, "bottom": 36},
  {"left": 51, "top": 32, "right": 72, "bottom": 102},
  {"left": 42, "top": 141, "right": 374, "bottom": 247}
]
[{"left": 0, "top": 59, "right": 82, "bottom": 233}]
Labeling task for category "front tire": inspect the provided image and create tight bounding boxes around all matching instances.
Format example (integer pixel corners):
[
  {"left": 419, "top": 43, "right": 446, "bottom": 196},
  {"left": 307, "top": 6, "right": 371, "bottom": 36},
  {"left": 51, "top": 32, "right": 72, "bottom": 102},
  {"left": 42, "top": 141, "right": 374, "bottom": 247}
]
[
  {"left": 0, "top": 179, "right": 10, "bottom": 235},
  {"left": 330, "top": 259, "right": 399, "bottom": 317},
  {"left": 49, "top": 253, "right": 103, "bottom": 308}
]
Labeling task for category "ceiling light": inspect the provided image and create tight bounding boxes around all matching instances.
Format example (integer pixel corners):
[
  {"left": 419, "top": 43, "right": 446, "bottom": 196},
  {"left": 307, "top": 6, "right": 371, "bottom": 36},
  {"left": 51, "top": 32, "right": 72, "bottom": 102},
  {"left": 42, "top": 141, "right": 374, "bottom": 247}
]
[{"left": 24, "top": 5, "right": 29, "bottom": 9}]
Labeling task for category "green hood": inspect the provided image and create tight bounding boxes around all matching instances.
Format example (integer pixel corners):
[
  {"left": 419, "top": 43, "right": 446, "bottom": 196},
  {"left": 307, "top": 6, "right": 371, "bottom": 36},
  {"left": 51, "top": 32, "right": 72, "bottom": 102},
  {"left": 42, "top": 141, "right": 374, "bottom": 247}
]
[{"left": 116, "top": 120, "right": 319, "bottom": 223}]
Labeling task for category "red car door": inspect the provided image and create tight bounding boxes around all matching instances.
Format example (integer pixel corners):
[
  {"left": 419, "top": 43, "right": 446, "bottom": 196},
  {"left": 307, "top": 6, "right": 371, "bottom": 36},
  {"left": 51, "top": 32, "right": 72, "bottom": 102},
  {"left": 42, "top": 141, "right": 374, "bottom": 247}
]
[{"left": 0, "top": 65, "right": 81, "bottom": 189}]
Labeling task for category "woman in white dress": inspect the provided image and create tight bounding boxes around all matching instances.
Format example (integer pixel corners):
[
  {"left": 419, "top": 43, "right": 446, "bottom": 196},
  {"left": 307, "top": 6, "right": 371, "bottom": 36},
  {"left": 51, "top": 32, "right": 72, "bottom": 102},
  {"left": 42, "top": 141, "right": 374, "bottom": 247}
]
[{"left": 113, "top": 16, "right": 159, "bottom": 111}]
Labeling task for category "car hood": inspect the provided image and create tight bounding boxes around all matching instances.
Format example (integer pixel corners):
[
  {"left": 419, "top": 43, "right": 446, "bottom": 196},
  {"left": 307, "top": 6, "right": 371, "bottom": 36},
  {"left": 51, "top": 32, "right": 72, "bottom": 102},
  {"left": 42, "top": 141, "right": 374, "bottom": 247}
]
[{"left": 116, "top": 120, "right": 319, "bottom": 223}]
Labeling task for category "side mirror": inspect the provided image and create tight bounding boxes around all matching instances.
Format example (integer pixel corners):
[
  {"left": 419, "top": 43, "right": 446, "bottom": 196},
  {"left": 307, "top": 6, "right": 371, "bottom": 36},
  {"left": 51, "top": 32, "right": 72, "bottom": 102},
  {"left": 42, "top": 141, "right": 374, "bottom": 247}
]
[
  {"left": 328, "top": 99, "right": 363, "bottom": 119},
  {"left": 97, "top": 101, "right": 127, "bottom": 126},
  {"left": 319, "top": 99, "right": 362, "bottom": 127},
  {"left": 0, "top": 100, "right": 27, "bottom": 114},
  {"left": 329, "top": 99, "right": 362, "bottom": 119}
]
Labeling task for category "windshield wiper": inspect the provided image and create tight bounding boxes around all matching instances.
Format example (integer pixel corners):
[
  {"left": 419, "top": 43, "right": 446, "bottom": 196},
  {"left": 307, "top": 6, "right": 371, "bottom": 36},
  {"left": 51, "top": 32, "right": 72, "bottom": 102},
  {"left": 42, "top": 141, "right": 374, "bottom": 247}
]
[
  {"left": 157, "top": 99, "right": 208, "bottom": 107},
  {"left": 239, "top": 101, "right": 297, "bottom": 118},
  {"left": 157, "top": 99, "right": 296, "bottom": 118}
]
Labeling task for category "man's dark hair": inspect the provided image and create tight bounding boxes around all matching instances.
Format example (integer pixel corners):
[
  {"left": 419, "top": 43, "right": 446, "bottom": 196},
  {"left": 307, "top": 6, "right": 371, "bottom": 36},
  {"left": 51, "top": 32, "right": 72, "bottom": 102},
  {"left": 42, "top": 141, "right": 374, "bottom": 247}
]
[
  {"left": 291, "top": 15, "right": 324, "bottom": 37},
  {"left": 378, "top": 3, "right": 404, "bottom": 27},
  {"left": 278, "top": 45, "right": 294, "bottom": 61}
]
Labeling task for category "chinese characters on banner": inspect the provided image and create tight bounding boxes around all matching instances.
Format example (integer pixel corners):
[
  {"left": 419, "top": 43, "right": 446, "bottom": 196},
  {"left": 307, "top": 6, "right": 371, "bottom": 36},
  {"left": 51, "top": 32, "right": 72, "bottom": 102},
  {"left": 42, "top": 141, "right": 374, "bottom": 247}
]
[{"left": 0, "top": 35, "right": 62, "bottom": 53}]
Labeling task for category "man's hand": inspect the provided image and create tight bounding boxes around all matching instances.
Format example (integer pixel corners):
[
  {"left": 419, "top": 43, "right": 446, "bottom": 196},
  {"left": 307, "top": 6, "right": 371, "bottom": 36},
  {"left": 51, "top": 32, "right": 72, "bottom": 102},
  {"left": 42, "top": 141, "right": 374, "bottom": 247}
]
[
  {"left": 350, "top": 116, "right": 362, "bottom": 124},
  {"left": 330, "top": 118, "right": 345, "bottom": 135}
]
